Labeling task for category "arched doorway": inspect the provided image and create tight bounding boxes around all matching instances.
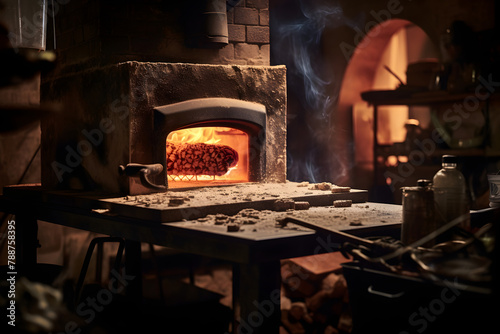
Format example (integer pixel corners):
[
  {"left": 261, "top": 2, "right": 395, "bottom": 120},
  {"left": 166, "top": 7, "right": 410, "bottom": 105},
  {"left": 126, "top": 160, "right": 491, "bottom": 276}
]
[{"left": 337, "top": 19, "right": 439, "bottom": 201}]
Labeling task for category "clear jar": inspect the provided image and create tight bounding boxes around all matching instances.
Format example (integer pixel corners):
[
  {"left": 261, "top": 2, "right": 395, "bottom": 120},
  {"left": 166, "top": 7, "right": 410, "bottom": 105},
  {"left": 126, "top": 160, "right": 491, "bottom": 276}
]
[{"left": 0, "top": 0, "right": 47, "bottom": 50}]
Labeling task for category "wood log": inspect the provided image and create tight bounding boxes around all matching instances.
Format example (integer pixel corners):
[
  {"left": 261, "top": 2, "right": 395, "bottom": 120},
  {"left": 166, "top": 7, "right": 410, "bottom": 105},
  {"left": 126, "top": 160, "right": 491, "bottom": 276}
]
[{"left": 166, "top": 142, "right": 238, "bottom": 176}]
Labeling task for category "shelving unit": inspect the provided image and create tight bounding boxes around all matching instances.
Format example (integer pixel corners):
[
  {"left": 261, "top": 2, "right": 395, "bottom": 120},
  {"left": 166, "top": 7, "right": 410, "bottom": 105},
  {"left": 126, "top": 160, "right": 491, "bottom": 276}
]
[{"left": 361, "top": 89, "right": 500, "bottom": 203}]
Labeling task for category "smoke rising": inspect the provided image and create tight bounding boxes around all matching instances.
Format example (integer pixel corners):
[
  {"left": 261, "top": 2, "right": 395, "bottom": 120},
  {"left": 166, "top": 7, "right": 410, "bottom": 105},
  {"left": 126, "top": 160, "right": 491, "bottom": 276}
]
[
  {"left": 274, "top": 1, "right": 344, "bottom": 118},
  {"left": 272, "top": 0, "right": 358, "bottom": 183}
]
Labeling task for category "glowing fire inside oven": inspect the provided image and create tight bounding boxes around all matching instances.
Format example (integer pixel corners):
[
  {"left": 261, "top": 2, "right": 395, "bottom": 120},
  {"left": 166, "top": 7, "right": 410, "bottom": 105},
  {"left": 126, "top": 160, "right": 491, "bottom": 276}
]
[{"left": 166, "top": 127, "right": 249, "bottom": 184}]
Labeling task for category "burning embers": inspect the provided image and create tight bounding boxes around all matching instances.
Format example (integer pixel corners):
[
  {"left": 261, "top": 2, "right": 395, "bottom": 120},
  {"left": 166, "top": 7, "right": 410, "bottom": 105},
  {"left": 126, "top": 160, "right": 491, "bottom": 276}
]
[{"left": 166, "top": 127, "right": 248, "bottom": 185}]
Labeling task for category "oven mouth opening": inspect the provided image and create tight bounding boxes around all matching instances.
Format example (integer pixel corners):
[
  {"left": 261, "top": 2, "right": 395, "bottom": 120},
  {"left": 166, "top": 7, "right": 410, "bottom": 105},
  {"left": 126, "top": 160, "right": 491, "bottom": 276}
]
[
  {"left": 166, "top": 126, "right": 249, "bottom": 188},
  {"left": 154, "top": 98, "right": 267, "bottom": 190}
]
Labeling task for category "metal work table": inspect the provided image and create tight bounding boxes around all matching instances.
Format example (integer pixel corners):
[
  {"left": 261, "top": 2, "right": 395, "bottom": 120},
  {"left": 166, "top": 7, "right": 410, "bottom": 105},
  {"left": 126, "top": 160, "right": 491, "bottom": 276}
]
[{"left": 1, "top": 184, "right": 401, "bottom": 333}]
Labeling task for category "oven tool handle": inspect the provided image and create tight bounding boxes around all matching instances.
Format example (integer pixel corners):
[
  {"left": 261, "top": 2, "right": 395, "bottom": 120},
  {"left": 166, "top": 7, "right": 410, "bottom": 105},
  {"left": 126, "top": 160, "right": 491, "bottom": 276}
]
[
  {"left": 119, "top": 163, "right": 167, "bottom": 191},
  {"left": 277, "top": 216, "right": 401, "bottom": 257},
  {"left": 277, "top": 216, "right": 373, "bottom": 247},
  {"left": 367, "top": 285, "right": 405, "bottom": 299}
]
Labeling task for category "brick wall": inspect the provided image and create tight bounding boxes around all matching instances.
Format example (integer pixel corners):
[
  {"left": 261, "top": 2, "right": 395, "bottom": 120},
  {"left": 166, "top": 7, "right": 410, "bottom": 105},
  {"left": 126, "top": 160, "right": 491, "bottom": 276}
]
[
  {"left": 49, "top": 0, "right": 100, "bottom": 71},
  {"left": 0, "top": 75, "right": 41, "bottom": 194},
  {"left": 228, "top": 0, "right": 270, "bottom": 65},
  {"left": 47, "top": 0, "right": 270, "bottom": 77}
]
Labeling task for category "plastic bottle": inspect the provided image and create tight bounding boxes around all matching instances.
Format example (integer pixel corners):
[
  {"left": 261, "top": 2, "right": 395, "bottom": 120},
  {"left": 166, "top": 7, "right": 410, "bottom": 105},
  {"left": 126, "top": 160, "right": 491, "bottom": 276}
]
[{"left": 432, "top": 155, "right": 470, "bottom": 241}]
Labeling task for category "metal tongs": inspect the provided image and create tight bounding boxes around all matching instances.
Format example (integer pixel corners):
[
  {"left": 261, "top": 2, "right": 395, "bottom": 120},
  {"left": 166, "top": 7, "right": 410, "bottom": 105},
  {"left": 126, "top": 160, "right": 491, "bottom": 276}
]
[{"left": 277, "top": 217, "right": 403, "bottom": 261}]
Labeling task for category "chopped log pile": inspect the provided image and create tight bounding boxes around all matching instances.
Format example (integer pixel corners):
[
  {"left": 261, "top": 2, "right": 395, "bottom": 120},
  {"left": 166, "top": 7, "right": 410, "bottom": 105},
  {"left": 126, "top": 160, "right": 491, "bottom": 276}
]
[
  {"left": 281, "top": 256, "right": 352, "bottom": 334},
  {"left": 166, "top": 142, "right": 238, "bottom": 177}
]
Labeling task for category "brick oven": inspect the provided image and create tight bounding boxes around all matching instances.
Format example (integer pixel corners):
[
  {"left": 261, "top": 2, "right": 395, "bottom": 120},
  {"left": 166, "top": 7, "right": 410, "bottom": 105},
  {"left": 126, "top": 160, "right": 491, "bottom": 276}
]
[
  {"left": 42, "top": 62, "right": 286, "bottom": 194},
  {"left": 41, "top": 0, "right": 286, "bottom": 195},
  {"left": 2, "top": 1, "right": 497, "bottom": 334}
]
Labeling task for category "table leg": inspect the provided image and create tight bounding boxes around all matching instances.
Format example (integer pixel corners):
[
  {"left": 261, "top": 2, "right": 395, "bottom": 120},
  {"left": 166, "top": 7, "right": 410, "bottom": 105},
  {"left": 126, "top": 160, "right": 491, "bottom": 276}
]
[
  {"left": 124, "top": 240, "right": 142, "bottom": 305},
  {"left": 234, "top": 260, "right": 281, "bottom": 334},
  {"left": 15, "top": 212, "right": 38, "bottom": 274}
]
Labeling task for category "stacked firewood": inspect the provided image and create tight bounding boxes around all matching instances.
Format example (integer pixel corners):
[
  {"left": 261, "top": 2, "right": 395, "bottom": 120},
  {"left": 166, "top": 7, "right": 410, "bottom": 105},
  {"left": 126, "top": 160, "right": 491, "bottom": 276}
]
[
  {"left": 166, "top": 142, "right": 238, "bottom": 176},
  {"left": 281, "top": 261, "right": 352, "bottom": 334}
]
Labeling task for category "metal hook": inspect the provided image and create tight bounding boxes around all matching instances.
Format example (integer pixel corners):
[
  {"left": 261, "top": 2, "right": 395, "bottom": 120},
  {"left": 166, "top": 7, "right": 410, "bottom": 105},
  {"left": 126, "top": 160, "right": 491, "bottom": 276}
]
[{"left": 118, "top": 163, "right": 167, "bottom": 192}]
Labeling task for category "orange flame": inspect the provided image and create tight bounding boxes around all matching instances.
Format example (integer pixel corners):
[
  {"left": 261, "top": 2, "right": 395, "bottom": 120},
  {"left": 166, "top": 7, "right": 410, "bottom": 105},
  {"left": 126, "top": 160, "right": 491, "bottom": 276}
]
[{"left": 167, "top": 127, "right": 223, "bottom": 145}]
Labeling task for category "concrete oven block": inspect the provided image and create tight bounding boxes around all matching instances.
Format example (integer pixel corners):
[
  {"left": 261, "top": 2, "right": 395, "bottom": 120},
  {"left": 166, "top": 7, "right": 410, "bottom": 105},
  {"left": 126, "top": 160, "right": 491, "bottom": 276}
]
[{"left": 41, "top": 62, "right": 287, "bottom": 194}]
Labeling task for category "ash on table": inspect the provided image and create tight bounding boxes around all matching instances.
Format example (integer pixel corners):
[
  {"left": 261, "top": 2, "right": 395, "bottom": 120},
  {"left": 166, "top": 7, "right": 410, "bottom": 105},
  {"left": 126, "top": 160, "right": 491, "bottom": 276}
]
[
  {"left": 197, "top": 208, "right": 274, "bottom": 232},
  {"left": 186, "top": 202, "right": 400, "bottom": 234}
]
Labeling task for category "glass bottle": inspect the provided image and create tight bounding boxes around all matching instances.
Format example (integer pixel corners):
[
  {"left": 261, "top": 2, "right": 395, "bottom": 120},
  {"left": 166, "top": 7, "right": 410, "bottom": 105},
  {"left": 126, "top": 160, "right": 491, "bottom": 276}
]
[{"left": 432, "top": 155, "right": 470, "bottom": 241}]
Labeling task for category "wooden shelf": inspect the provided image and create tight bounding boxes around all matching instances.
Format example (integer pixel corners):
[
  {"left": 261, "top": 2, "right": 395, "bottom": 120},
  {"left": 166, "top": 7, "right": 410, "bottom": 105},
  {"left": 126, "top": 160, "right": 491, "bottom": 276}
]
[
  {"left": 361, "top": 89, "right": 495, "bottom": 106},
  {"left": 362, "top": 88, "right": 500, "bottom": 195},
  {"left": 376, "top": 145, "right": 500, "bottom": 158}
]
